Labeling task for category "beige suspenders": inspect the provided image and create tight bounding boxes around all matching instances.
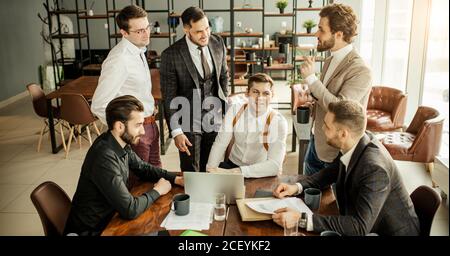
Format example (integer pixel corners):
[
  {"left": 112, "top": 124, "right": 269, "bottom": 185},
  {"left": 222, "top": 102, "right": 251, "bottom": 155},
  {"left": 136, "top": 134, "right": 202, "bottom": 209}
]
[{"left": 224, "top": 104, "right": 275, "bottom": 161}]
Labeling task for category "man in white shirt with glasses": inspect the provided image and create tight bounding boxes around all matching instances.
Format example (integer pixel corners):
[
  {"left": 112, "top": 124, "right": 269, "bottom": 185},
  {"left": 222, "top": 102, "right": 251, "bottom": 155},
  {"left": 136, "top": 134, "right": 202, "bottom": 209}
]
[{"left": 91, "top": 5, "right": 161, "bottom": 187}]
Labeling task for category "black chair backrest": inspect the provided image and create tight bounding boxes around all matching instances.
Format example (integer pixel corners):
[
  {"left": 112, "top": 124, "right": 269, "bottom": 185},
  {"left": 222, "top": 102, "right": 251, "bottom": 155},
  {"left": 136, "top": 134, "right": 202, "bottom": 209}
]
[
  {"left": 410, "top": 185, "right": 441, "bottom": 236},
  {"left": 30, "top": 181, "right": 71, "bottom": 236}
]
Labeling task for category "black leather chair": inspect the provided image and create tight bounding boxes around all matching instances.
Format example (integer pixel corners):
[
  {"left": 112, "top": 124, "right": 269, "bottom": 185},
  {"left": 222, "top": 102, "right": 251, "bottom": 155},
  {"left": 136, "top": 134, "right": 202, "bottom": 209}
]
[{"left": 410, "top": 185, "right": 441, "bottom": 236}]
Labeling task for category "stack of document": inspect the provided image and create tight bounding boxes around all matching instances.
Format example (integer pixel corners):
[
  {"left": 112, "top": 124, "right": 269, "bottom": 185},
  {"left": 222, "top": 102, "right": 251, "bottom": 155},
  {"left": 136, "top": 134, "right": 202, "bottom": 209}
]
[
  {"left": 161, "top": 203, "right": 214, "bottom": 231},
  {"left": 245, "top": 197, "right": 313, "bottom": 215}
]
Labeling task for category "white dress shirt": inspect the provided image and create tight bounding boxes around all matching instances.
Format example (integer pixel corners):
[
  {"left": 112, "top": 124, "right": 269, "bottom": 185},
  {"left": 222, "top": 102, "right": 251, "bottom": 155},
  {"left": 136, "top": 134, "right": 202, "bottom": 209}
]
[
  {"left": 91, "top": 37, "right": 154, "bottom": 124},
  {"left": 185, "top": 35, "right": 214, "bottom": 79},
  {"left": 339, "top": 141, "right": 359, "bottom": 171},
  {"left": 206, "top": 102, "right": 288, "bottom": 178},
  {"left": 305, "top": 44, "right": 353, "bottom": 135},
  {"left": 170, "top": 36, "right": 215, "bottom": 138}
]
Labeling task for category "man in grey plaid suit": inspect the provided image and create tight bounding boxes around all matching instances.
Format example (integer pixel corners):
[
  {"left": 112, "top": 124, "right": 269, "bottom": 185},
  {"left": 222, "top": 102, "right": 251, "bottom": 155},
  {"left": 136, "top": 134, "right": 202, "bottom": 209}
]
[
  {"left": 161, "top": 7, "right": 228, "bottom": 172},
  {"left": 272, "top": 100, "right": 420, "bottom": 236}
]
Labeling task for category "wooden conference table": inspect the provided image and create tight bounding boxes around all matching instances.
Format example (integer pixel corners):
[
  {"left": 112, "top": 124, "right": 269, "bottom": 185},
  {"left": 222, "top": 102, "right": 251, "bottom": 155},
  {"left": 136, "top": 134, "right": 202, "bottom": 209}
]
[
  {"left": 102, "top": 175, "right": 339, "bottom": 236},
  {"left": 45, "top": 74, "right": 169, "bottom": 154}
]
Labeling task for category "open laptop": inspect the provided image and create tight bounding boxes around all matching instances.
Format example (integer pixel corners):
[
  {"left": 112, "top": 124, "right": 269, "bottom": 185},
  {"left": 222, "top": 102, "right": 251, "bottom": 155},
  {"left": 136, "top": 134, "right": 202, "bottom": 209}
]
[{"left": 184, "top": 172, "right": 245, "bottom": 204}]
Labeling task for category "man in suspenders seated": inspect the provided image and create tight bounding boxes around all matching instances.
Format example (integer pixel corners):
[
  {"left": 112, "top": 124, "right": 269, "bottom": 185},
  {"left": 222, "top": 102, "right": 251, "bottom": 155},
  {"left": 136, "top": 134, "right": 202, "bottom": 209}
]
[{"left": 206, "top": 73, "right": 288, "bottom": 178}]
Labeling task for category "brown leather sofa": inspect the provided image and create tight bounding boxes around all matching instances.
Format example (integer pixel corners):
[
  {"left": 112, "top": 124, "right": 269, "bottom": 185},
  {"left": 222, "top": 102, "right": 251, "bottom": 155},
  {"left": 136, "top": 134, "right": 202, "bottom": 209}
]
[
  {"left": 366, "top": 86, "right": 407, "bottom": 131},
  {"left": 381, "top": 106, "right": 444, "bottom": 186}
]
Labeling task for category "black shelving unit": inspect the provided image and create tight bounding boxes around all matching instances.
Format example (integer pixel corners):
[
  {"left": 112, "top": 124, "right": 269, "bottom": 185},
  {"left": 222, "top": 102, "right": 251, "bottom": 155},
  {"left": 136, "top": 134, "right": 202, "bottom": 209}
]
[
  {"left": 45, "top": 0, "right": 93, "bottom": 87},
  {"left": 107, "top": 0, "right": 140, "bottom": 46},
  {"left": 262, "top": 0, "right": 296, "bottom": 82},
  {"left": 138, "top": 0, "right": 178, "bottom": 45},
  {"left": 293, "top": 0, "right": 330, "bottom": 77},
  {"left": 78, "top": 0, "right": 117, "bottom": 74},
  {"left": 225, "top": 0, "right": 265, "bottom": 93},
  {"left": 78, "top": 0, "right": 178, "bottom": 74}
]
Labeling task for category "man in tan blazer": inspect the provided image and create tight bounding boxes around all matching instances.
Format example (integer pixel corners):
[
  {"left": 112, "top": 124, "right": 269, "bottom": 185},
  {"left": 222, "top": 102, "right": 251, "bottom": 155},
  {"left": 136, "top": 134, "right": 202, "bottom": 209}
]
[{"left": 299, "top": 3, "right": 372, "bottom": 175}]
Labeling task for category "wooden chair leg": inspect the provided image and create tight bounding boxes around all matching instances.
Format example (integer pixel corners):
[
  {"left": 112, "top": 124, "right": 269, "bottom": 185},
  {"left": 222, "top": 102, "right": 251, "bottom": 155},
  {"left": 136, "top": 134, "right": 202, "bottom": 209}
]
[
  {"left": 65, "top": 127, "right": 74, "bottom": 159},
  {"left": 425, "top": 162, "right": 437, "bottom": 188},
  {"left": 93, "top": 121, "right": 101, "bottom": 136},
  {"left": 86, "top": 125, "right": 92, "bottom": 145},
  {"left": 59, "top": 121, "right": 66, "bottom": 151},
  {"left": 37, "top": 122, "right": 46, "bottom": 152},
  {"left": 77, "top": 125, "right": 82, "bottom": 149}
]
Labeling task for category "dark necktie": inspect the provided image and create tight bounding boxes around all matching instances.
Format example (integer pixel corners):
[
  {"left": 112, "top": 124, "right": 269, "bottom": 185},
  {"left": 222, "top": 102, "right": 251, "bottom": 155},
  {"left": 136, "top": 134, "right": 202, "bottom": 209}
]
[
  {"left": 198, "top": 46, "right": 211, "bottom": 79},
  {"left": 336, "top": 160, "right": 346, "bottom": 215}
]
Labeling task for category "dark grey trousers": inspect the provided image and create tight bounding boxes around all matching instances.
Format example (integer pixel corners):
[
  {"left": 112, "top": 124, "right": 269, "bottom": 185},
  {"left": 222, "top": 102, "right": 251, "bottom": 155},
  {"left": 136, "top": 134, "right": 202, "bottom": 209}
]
[{"left": 179, "top": 131, "right": 217, "bottom": 172}]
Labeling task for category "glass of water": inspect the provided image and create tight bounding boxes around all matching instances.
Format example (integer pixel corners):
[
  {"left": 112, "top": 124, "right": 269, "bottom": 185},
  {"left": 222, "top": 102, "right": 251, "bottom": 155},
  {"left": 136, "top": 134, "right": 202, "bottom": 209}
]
[
  {"left": 214, "top": 193, "right": 226, "bottom": 221},
  {"left": 284, "top": 216, "right": 302, "bottom": 236}
]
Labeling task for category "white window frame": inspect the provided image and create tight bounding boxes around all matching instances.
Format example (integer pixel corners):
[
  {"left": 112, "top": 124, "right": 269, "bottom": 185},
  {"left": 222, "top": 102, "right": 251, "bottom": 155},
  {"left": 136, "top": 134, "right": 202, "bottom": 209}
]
[
  {"left": 361, "top": 0, "right": 432, "bottom": 123},
  {"left": 405, "top": 0, "right": 432, "bottom": 123}
]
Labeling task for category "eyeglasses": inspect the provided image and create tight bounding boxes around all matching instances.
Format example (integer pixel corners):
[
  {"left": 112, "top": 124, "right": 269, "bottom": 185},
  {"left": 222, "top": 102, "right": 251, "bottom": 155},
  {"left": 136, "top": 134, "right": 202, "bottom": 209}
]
[{"left": 129, "top": 24, "right": 151, "bottom": 35}]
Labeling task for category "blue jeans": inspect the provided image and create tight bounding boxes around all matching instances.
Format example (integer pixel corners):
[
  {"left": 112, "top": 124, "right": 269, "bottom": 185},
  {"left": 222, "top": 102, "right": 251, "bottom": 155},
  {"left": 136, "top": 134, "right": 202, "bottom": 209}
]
[{"left": 303, "top": 135, "right": 339, "bottom": 176}]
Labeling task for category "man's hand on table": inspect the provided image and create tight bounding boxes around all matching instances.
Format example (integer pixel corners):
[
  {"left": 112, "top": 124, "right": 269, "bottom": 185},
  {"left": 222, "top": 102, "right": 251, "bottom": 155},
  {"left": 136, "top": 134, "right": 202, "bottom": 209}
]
[
  {"left": 273, "top": 183, "right": 299, "bottom": 198},
  {"left": 174, "top": 176, "right": 184, "bottom": 187},
  {"left": 153, "top": 178, "right": 172, "bottom": 195},
  {"left": 272, "top": 207, "right": 301, "bottom": 229}
]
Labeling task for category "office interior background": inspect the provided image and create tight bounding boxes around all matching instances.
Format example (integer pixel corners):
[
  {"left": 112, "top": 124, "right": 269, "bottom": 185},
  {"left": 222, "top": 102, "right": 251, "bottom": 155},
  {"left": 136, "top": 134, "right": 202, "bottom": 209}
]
[{"left": 0, "top": 0, "right": 448, "bottom": 236}]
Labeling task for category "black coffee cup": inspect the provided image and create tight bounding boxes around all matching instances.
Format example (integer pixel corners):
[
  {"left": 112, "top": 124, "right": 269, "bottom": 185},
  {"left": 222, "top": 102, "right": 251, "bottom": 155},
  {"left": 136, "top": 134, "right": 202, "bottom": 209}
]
[
  {"left": 172, "top": 193, "right": 190, "bottom": 216},
  {"left": 297, "top": 106, "right": 310, "bottom": 124},
  {"left": 304, "top": 188, "right": 321, "bottom": 211}
]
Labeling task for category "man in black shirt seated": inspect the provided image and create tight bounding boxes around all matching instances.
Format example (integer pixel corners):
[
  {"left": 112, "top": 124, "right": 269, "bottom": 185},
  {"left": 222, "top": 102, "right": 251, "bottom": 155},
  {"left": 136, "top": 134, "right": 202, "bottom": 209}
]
[{"left": 64, "top": 95, "right": 183, "bottom": 236}]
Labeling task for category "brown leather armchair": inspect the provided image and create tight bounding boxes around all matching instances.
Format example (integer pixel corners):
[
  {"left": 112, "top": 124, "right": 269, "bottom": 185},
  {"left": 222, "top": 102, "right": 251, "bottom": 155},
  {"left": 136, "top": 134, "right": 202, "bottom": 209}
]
[
  {"left": 366, "top": 86, "right": 407, "bottom": 131},
  {"left": 381, "top": 106, "right": 444, "bottom": 186}
]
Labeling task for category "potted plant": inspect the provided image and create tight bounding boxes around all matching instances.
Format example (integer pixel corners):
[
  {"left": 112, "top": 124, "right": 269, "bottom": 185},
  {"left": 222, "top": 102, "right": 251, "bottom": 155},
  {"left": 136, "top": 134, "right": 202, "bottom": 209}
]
[
  {"left": 276, "top": 0, "right": 288, "bottom": 14},
  {"left": 303, "top": 19, "right": 317, "bottom": 34}
]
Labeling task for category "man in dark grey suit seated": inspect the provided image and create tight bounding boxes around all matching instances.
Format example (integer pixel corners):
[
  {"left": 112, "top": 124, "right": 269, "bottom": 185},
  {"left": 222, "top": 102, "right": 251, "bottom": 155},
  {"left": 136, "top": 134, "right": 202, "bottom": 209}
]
[{"left": 272, "top": 100, "right": 420, "bottom": 236}]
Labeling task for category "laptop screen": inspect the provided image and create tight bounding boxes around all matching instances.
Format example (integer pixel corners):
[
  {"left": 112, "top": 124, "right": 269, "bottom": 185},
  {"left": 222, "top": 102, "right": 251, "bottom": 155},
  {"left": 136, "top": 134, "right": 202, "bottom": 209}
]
[{"left": 184, "top": 172, "right": 245, "bottom": 204}]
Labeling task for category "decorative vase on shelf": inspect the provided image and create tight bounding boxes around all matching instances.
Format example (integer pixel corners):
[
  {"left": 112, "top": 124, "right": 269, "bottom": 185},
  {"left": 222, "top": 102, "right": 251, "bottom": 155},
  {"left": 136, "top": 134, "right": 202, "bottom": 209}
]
[
  {"left": 210, "top": 16, "right": 224, "bottom": 33},
  {"left": 306, "top": 27, "right": 311, "bottom": 34},
  {"left": 308, "top": 0, "right": 313, "bottom": 8},
  {"left": 153, "top": 21, "right": 160, "bottom": 34},
  {"left": 168, "top": 12, "right": 180, "bottom": 33}
]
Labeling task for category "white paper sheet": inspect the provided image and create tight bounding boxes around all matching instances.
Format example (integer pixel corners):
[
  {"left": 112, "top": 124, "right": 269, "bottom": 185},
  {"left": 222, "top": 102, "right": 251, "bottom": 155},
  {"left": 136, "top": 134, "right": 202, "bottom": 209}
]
[
  {"left": 245, "top": 197, "right": 313, "bottom": 215},
  {"left": 161, "top": 203, "right": 214, "bottom": 231}
]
